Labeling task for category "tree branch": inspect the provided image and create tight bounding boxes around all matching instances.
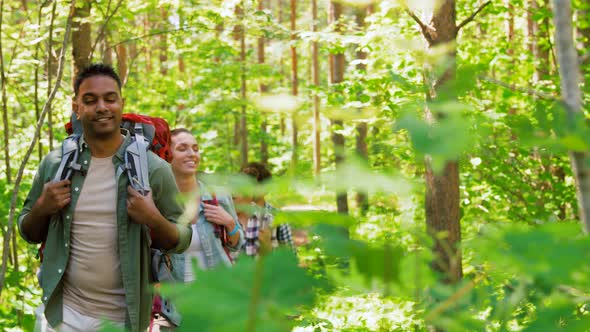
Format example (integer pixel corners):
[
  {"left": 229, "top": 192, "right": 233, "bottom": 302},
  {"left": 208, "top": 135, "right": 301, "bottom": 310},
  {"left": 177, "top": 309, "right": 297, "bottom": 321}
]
[
  {"left": 404, "top": 9, "right": 434, "bottom": 44},
  {"left": 109, "top": 26, "right": 204, "bottom": 49},
  {"left": 89, "top": 0, "right": 123, "bottom": 60},
  {"left": 457, "top": 1, "right": 492, "bottom": 31},
  {"left": 478, "top": 75, "right": 558, "bottom": 101}
]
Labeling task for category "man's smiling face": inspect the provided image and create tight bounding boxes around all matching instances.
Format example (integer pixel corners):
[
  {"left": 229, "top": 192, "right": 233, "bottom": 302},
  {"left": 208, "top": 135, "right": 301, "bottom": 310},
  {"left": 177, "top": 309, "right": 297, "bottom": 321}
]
[{"left": 73, "top": 75, "right": 124, "bottom": 140}]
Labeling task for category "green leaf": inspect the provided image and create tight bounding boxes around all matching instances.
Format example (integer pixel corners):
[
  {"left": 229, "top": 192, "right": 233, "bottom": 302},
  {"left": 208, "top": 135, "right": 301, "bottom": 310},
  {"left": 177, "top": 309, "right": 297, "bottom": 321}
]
[{"left": 161, "top": 250, "right": 328, "bottom": 332}]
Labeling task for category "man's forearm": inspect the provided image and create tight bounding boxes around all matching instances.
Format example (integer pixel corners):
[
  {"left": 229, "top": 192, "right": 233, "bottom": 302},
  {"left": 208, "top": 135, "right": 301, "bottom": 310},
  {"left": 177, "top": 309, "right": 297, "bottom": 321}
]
[
  {"left": 21, "top": 205, "right": 51, "bottom": 244},
  {"left": 149, "top": 214, "right": 180, "bottom": 250}
]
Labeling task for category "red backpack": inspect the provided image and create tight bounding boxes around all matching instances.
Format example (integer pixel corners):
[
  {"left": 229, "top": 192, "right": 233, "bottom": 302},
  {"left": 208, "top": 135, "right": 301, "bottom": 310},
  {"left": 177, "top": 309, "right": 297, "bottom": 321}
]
[{"left": 65, "top": 113, "right": 172, "bottom": 161}]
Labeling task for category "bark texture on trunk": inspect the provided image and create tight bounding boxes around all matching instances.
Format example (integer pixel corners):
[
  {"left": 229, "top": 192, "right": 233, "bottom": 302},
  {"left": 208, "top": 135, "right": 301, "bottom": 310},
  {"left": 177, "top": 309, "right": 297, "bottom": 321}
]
[
  {"left": 259, "top": 0, "right": 269, "bottom": 165},
  {"left": 409, "top": 0, "right": 462, "bottom": 283},
  {"left": 355, "top": 7, "right": 369, "bottom": 215},
  {"left": 72, "top": 0, "right": 92, "bottom": 82},
  {"left": 552, "top": 0, "right": 590, "bottom": 233},
  {"left": 329, "top": 1, "right": 348, "bottom": 214},
  {"left": 116, "top": 44, "right": 128, "bottom": 86},
  {"left": 312, "top": 0, "right": 321, "bottom": 175},
  {"left": 290, "top": 0, "right": 298, "bottom": 168},
  {"left": 239, "top": 1, "right": 248, "bottom": 167},
  {"left": 159, "top": 7, "right": 168, "bottom": 76}
]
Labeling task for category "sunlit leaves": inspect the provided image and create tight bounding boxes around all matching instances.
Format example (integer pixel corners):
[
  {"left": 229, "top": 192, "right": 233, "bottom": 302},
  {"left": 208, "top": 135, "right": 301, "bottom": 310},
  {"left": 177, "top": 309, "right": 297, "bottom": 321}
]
[
  {"left": 395, "top": 108, "right": 474, "bottom": 171},
  {"left": 475, "top": 223, "right": 590, "bottom": 288},
  {"left": 161, "top": 249, "right": 327, "bottom": 332}
]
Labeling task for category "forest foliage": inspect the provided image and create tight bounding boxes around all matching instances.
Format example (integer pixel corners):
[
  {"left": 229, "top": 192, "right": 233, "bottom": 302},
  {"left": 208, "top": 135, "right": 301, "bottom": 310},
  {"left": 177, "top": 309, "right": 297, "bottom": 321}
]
[{"left": 1, "top": 0, "right": 590, "bottom": 331}]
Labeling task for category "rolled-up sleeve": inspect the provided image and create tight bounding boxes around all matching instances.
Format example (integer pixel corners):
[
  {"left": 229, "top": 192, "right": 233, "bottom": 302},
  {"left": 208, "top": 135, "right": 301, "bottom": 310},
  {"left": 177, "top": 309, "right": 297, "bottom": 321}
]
[
  {"left": 18, "top": 157, "right": 49, "bottom": 244},
  {"left": 150, "top": 157, "right": 192, "bottom": 254}
]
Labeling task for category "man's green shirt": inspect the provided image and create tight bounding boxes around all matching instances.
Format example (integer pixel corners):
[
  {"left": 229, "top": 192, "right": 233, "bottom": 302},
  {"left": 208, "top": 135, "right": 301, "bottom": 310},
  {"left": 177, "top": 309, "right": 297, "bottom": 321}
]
[{"left": 18, "top": 132, "right": 191, "bottom": 331}]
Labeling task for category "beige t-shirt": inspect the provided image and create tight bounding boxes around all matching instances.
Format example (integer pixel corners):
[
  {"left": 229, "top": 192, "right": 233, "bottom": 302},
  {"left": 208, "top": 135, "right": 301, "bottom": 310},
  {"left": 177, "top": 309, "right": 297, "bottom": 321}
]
[{"left": 62, "top": 156, "right": 126, "bottom": 323}]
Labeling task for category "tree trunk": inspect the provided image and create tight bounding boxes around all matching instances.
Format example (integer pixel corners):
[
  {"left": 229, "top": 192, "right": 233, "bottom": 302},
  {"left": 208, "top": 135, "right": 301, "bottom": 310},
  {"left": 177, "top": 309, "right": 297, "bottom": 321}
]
[
  {"left": 552, "top": 0, "right": 590, "bottom": 233},
  {"left": 505, "top": 0, "right": 514, "bottom": 58},
  {"left": 409, "top": 0, "right": 462, "bottom": 283},
  {"left": 159, "top": 7, "right": 168, "bottom": 76},
  {"left": 236, "top": 1, "right": 248, "bottom": 167},
  {"left": 278, "top": 0, "right": 286, "bottom": 137},
  {"left": 527, "top": 0, "right": 536, "bottom": 56},
  {"left": 259, "top": 0, "right": 269, "bottom": 165},
  {"left": 578, "top": 1, "right": 590, "bottom": 67},
  {"left": 102, "top": 30, "right": 112, "bottom": 65},
  {"left": 174, "top": 55, "right": 186, "bottom": 127},
  {"left": 47, "top": 0, "right": 57, "bottom": 151},
  {"left": 290, "top": 0, "right": 298, "bottom": 169},
  {"left": 71, "top": 0, "right": 92, "bottom": 82},
  {"left": 144, "top": 15, "right": 152, "bottom": 73},
  {"left": 528, "top": 0, "right": 551, "bottom": 81},
  {"left": 34, "top": 5, "right": 43, "bottom": 161},
  {"left": 0, "top": 0, "right": 11, "bottom": 186},
  {"left": 355, "top": 7, "right": 370, "bottom": 215},
  {"left": 329, "top": 1, "right": 348, "bottom": 214},
  {"left": 0, "top": 0, "right": 12, "bottom": 276},
  {"left": 116, "top": 43, "right": 128, "bottom": 86},
  {"left": 312, "top": 0, "right": 321, "bottom": 175}
]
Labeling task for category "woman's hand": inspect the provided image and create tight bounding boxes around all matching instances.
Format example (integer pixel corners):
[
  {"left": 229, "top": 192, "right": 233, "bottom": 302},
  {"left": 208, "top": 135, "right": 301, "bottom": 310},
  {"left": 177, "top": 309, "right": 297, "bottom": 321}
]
[{"left": 203, "top": 203, "right": 234, "bottom": 227}]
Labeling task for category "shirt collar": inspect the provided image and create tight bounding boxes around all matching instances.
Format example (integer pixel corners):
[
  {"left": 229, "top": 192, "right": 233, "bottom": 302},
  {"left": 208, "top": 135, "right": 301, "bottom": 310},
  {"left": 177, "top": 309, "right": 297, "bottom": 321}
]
[{"left": 79, "top": 128, "right": 132, "bottom": 163}]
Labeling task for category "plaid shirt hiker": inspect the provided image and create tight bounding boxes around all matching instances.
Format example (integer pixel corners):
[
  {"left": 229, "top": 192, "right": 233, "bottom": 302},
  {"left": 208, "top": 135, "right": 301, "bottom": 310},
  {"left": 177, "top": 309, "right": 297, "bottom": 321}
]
[{"left": 245, "top": 203, "right": 294, "bottom": 256}]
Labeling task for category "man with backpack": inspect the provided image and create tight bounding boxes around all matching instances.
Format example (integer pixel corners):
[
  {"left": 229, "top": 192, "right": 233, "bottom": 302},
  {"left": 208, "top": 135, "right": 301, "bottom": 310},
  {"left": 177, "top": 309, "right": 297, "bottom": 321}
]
[{"left": 18, "top": 63, "right": 191, "bottom": 332}]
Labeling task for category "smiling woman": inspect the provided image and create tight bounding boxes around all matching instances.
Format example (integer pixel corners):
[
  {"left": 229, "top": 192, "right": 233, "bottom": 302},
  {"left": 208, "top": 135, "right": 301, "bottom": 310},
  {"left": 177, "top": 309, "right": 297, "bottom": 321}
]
[
  {"left": 169, "top": 128, "right": 243, "bottom": 275},
  {"left": 151, "top": 129, "right": 244, "bottom": 329}
]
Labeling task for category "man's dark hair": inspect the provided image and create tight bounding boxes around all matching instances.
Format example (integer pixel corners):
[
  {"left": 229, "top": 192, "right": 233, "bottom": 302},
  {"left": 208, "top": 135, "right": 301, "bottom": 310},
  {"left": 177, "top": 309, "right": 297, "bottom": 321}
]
[
  {"left": 240, "top": 162, "right": 272, "bottom": 183},
  {"left": 74, "top": 63, "right": 122, "bottom": 96}
]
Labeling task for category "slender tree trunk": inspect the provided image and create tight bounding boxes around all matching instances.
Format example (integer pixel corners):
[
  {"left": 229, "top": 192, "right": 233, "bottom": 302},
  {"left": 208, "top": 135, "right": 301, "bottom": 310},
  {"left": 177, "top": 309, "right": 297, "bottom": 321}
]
[
  {"left": 278, "top": 0, "right": 286, "bottom": 137},
  {"left": 71, "top": 0, "right": 92, "bottom": 82},
  {"left": 527, "top": 0, "right": 535, "bottom": 54},
  {"left": 290, "top": 0, "right": 298, "bottom": 168},
  {"left": 355, "top": 7, "right": 370, "bottom": 215},
  {"left": 578, "top": 2, "right": 590, "bottom": 67},
  {"left": 505, "top": 0, "right": 517, "bottom": 122},
  {"left": 102, "top": 30, "right": 112, "bottom": 65},
  {"left": 1, "top": 0, "right": 10, "bottom": 186},
  {"left": 529, "top": 0, "right": 551, "bottom": 81},
  {"left": 259, "top": 0, "right": 269, "bottom": 165},
  {"left": 505, "top": 0, "right": 514, "bottom": 58},
  {"left": 312, "top": 0, "right": 321, "bottom": 175},
  {"left": 159, "top": 7, "right": 168, "bottom": 76},
  {"left": 129, "top": 40, "right": 137, "bottom": 61},
  {"left": 235, "top": 1, "right": 248, "bottom": 167},
  {"left": 46, "top": 0, "right": 57, "bottom": 150},
  {"left": 144, "top": 15, "right": 152, "bottom": 73},
  {"left": 552, "top": 0, "right": 590, "bottom": 233},
  {"left": 116, "top": 43, "right": 128, "bottom": 85},
  {"left": 329, "top": 1, "right": 348, "bottom": 214},
  {"left": 0, "top": 0, "right": 12, "bottom": 278},
  {"left": 34, "top": 5, "right": 43, "bottom": 161},
  {"left": 176, "top": 54, "right": 186, "bottom": 126}
]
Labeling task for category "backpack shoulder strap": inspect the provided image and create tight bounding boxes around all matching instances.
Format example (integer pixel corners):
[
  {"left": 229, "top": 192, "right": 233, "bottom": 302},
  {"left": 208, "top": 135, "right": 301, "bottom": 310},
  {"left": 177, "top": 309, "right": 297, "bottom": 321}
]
[
  {"left": 125, "top": 123, "right": 151, "bottom": 196},
  {"left": 53, "top": 135, "right": 82, "bottom": 182}
]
